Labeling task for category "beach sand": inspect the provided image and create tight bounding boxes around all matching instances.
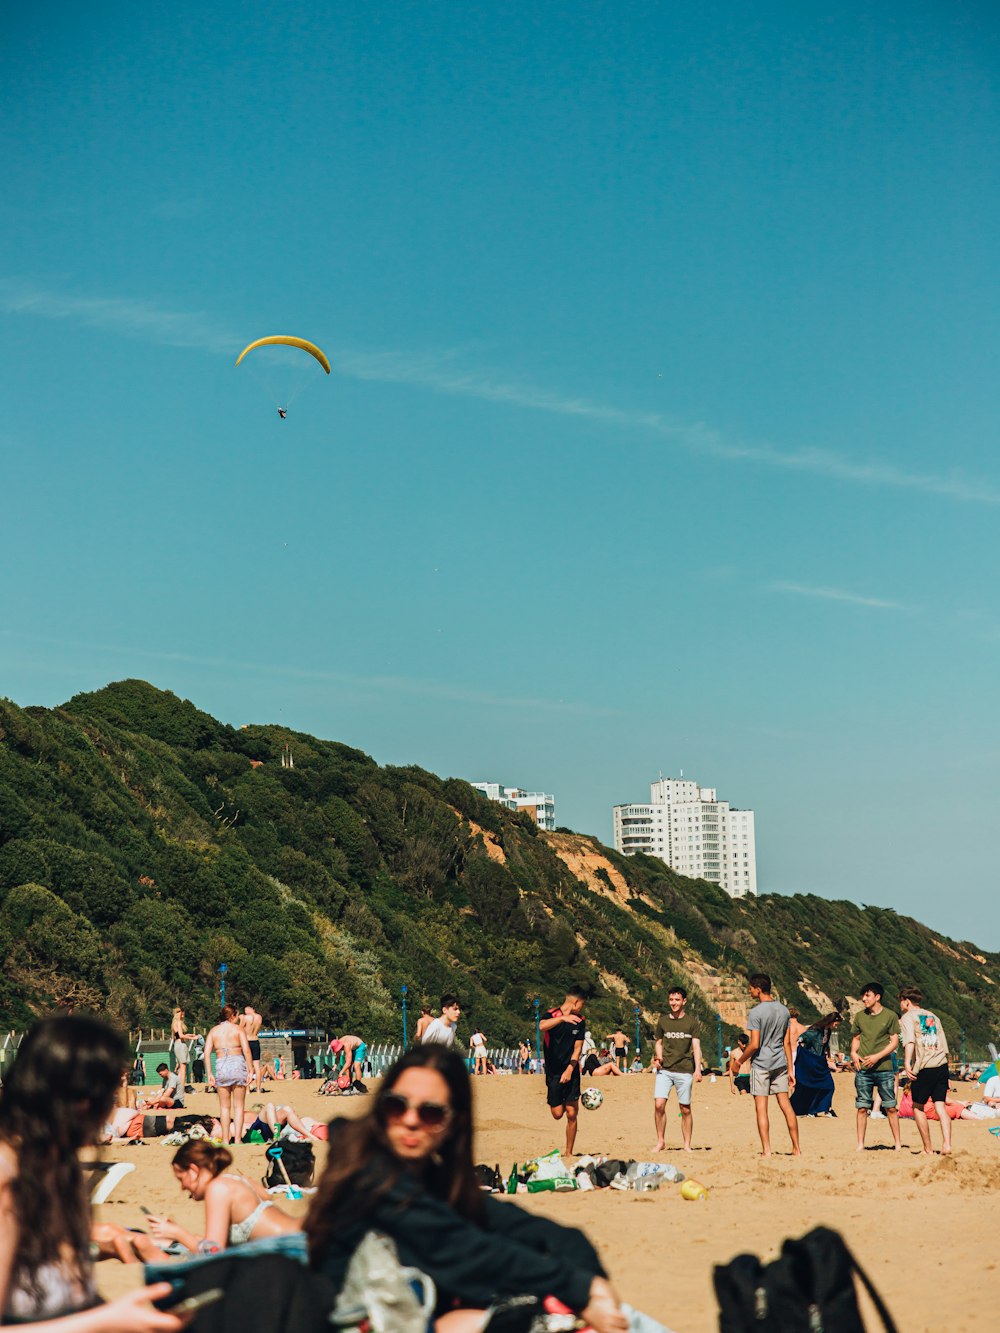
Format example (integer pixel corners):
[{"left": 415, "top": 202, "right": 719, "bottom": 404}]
[{"left": 95, "top": 1072, "right": 1000, "bottom": 1330}]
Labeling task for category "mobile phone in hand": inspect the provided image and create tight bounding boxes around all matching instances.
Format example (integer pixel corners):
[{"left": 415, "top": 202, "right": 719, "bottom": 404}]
[{"left": 168, "top": 1287, "right": 225, "bottom": 1317}]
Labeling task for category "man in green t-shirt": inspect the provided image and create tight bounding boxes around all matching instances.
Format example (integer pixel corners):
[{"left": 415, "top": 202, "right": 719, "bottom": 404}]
[
  {"left": 850, "top": 982, "right": 901, "bottom": 1151},
  {"left": 652, "top": 986, "right": 702, "bottom": 1152}
]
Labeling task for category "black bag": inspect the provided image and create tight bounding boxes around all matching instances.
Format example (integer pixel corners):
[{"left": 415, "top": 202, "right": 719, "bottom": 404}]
[
  {"left": 594, "top": 1158, "right": 629, "bottom": 1189},
  {"left": 262, "top": 1141, "right": 315, "bottom": 1189},
  {"left": 713, "top": 1226, "right": 897, "bottom": 1332},
  {"left": 160, "top": 1251, "right": 337, "bottom": 1333}
]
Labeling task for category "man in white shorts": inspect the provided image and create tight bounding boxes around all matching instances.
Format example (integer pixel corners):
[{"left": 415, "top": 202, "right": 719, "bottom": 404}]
[
  {"left": 733, "top": 972, "right": 801, "bottom": 1157},
  {"left": 652, "top": 986, "right": 702, "bottom": 1152}
]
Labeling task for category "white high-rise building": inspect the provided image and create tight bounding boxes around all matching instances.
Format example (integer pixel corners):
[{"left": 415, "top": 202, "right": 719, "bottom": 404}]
[
  {"left": 613, "top": 775, "right": 757, "bottom": 898},
  {"left": 471, "top": 782, "right": 556, "bottom": 831}
]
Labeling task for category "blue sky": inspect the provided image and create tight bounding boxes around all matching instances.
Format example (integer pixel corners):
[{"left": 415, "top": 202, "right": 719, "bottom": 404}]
[{"left": 3, "top": 3, "right": 1000, "bottom": 947}]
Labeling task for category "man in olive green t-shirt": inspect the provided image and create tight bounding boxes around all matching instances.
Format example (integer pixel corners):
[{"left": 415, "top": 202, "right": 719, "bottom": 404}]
[
  {"left": 850, "top": 983, "right": 901, "bottom": 1150},
  {"left": 652, "top": 986, "right": 702, "bottom": 1152}
]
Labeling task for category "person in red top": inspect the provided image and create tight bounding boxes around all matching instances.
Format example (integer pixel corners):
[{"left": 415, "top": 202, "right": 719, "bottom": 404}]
[{"left": 539, "top": 986, "right": 587, "bottom": 1156}]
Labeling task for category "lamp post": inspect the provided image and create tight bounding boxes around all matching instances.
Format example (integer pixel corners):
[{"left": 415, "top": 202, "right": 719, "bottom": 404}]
[
  {"left": 401, "top": 984, "right": 409, "bottom": 1050},
  {"left": 634, "top": 1005, "right": 641, "bottom": 1063},
  {"left": 533, "top": 998, "right": 541, "bottom": 1066},
  {"left": 218, "top": 962, "right": 227, "bottom": 1008}
]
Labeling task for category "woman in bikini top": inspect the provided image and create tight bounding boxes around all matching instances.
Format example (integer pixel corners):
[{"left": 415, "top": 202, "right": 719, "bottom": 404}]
[{"left": 149, "top": 1141, "right": 300, "bottom": 1254}]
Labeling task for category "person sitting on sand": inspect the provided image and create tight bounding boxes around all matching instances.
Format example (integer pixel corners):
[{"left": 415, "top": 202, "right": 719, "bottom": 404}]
[
  {"left": 0, "top": 1015, "right": 183, "bottom": 1330},
  {"left": 583, "top": 1049, "right": 624, "bottom": 1078},
  {"left": 305, "top": 1045, "right": 671, "bottom": 1333},
  {"left": 142, "top": 1063, "right": 185, "bottom": 1109},
  {"left": 148, "top": 1140, "right": 301, "bottom": 1255}
]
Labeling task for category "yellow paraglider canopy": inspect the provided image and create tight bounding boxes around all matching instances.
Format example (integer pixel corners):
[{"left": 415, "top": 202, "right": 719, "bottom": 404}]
[{"left": 235, "top": 336, "right": 331, "bottom": 374}]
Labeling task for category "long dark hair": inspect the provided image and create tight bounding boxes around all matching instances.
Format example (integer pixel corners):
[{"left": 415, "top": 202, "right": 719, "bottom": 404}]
[
  {"left": 306, "top": 1045, "right": 483, "bottom": 1262},
  {"left": 810, "top": 1012, "right": 842, "bottom": 1033},
  {"left": 0, "top": 1016, "right": 127, "bottom": 1301}
]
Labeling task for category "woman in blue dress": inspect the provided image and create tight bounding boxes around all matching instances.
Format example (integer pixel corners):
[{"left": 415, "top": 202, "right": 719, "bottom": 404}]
[{"left": 790, "top": 1013, "right": 840, "bottom": 1117}]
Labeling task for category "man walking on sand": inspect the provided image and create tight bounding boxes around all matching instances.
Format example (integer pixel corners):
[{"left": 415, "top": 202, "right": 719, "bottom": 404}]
[
  {"left": 651, "top": 986, "right": 702, "bottom": 1152},
  {"left": 733, "top": 972, "right": 800, "bottom": 1157},
  {"left": 899, "top": 986, "right": 952, "bottom": 1155},
  {"left": 540, "top": 986, "right": 586, "bottom": 1156},
  {"left": 851, "top": 982, "right": 901, "bottom": 1151}
]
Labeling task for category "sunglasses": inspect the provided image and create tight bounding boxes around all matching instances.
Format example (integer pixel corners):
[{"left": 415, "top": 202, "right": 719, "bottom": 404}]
[{"left": 378, "top": 1092, "right": 453, "bottom": 1129}]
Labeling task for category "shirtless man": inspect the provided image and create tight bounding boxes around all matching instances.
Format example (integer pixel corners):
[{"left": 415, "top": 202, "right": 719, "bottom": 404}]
[
  {"left": 330, "top": 1033, "right": 367, "bottom": 1083},
  {"left": 239, "top": 1004, "right": 263, "bottom": 1092},
  {"left": 414, "top": 1005, "right": 434, "bottom": 1042},
  {"left": 608, "top": 1028, "right": 630, "bottom": 1073}
]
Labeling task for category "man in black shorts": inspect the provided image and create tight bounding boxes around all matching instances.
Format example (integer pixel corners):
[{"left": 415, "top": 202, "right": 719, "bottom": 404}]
[
  {"left": 539, "top": 986, "right": 586, "bottom": 1155},
  {"left": 899, "top": 986, "right": 952, "bottom": 1155}
]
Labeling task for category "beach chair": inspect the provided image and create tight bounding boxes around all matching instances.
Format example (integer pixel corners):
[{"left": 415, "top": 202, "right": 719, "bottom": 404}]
[{"left": 82, "top": 1160, "right": 136, "bottom": 1204}]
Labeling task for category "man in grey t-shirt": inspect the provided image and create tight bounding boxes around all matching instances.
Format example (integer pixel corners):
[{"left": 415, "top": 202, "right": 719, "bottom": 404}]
[
  {"left": 732, "top": 973, "right": 800, "bottom": 1157},
  {"left": 150, "top": 1063, "right": 185, "bottom": 1108}
]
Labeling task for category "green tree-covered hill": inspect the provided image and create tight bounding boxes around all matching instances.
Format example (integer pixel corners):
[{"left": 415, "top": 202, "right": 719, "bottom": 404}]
[{"left": 1, "top": 681, "right": 998, "bottom": 1056}]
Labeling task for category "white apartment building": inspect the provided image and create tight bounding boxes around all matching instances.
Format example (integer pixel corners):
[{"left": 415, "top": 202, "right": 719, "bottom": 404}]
[
  {"left": 471, "top": 782, "right": 556, "bottom": 831},
  {"left": 613, "top": 775, "right": 757, "bottom": 898}
]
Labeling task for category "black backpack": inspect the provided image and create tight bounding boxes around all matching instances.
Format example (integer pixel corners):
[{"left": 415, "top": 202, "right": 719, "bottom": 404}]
[
  {"left": 262, "top": 1141, "right": 315, "bottom": 1189},
  {"left": 156, "top": 1252, "right": 337, "bottom": 1333},
  {"left": 713, "top": 1227, "right": 897, "bottom": 1332}
]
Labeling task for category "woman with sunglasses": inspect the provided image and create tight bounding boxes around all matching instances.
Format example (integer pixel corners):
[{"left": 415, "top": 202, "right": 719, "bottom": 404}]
[{"left": 306, "top": 1046, "right": 664, "bottom": 1333}]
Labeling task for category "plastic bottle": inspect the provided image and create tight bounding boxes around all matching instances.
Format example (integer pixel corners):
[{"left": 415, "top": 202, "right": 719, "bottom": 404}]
[
  {"left": 655, "top": 1164, "right": 685, "bottom": 1184},
  {"left": 634, "top": 1174, "right": 661, "bottom": 1192},
  {"left": 507, "top": 1163, "right": 519, "bottom": 1195},
  {"left": 625, "top": 1162, "right": 659, "bottom": 1185},
  {"left": 680, "top": 1179, "right": 708, "bottom": 1201}
]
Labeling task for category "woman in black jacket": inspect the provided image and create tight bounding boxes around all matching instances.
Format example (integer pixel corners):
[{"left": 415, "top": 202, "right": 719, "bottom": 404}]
[{"left": 305, "top": 1046, "right": 632, "bottom": 1333}]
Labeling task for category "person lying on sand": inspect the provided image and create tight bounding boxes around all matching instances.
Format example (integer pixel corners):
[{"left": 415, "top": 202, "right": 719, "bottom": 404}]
[{"left": 147, "top": 1140, "right": 300, "bottom": 1255}]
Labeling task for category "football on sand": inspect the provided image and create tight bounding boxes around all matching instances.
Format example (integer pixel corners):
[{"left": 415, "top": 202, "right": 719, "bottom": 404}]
[{"left": 581, "top": 1087, "right": 604, "bottom": 1110}]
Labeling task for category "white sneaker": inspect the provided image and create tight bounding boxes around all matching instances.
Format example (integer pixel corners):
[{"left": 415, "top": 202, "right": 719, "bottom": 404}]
[{"left": 870, "top": 1110, "right": 885, "bottom": 1119}]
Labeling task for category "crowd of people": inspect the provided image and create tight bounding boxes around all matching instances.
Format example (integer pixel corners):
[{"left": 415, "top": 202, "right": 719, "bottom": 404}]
[
  {"left": 0, "top": 1013, "right": 670, "bottom": 1333},
  {"left": 535, "top": 975, "right": 999, "bottom": 1161},
  {"left": 0, "top": 975, "right": 994, "bottom": 1329}
]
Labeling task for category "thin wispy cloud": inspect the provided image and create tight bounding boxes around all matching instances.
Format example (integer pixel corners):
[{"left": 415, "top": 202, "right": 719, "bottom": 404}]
[
  {"left": 0, "top": 278, "right": 237, "bottom": 357},
  {"left": 3, "top": 277, "right": 999, "bottom": 507},
  {"left": 0, "top": 629, "right": 615, "bottom": 718},
  {"left": 768, "top": 580, "right": 909, "bottom": 611}
]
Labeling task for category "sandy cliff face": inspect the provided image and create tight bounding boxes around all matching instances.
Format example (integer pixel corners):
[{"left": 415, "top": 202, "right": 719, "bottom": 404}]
[{"left": 542, "top": 831, "right": 653, "bottom": 906}]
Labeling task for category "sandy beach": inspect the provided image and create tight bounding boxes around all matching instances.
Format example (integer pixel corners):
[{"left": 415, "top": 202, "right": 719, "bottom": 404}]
[{"left": 95, "top": 1071, "right": 1000, "bottom": 1330}]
